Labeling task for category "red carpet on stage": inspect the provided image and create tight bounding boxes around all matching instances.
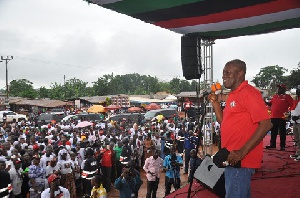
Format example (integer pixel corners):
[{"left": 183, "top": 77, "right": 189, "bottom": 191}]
[{"left": 167, "top": 134, "right": 300, "bottom": 198}]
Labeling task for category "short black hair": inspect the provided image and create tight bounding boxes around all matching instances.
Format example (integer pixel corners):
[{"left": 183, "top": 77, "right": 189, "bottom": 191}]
[{"left": 226, "top": 59, "right": 246, "bottom": 74}]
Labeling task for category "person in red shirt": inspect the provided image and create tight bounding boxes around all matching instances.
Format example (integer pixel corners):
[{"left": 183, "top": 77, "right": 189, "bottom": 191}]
[
  {"left": 209, "top": 59, "right": 272, "bottom": 197},
  {"left": 100, "top": 143, "right": 113, "bottom": 192},
  {"left": 58, "top": 135, "right": 71, "bottom": 147},
  {"left": 183, "top": 98, "right": 192, "bottom": 118},
  {"left": 266, "top": 84, "right": 293, "bottom": 150}
]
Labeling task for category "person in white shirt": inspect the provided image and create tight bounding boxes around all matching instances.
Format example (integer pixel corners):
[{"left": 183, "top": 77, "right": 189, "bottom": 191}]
[
  {"left": 40, "top": 145, "right": 54, "bottom": 170},
  {"left": 290, "top": 87, "right": 300, "bottom": 161},
  {"left": 57, "top": 148, "right": 76, "bottom": 198},
  {"left": 143, "top": 149, "right": 163, "bottom": 198},
  {"left": 41, "top": 174, "right": 70, "bottom": 198},
  {"left": 45, "top": 157, "right": 60, "bottom": 178},
  {"left": 9, "top": 158, "right": 23, "bottom": 197}
]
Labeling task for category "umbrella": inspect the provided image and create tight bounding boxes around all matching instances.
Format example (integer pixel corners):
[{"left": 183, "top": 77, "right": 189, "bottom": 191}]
[
  {"left": 87, "top": 105, "right": 106, "bottom": 113},
  {"left": 128, "top": 106, "right": 141, "bottom": 112},
  {"left": 145, "top": 103, "right": 161, "bottom": 110},
  {"left": 76, "top": 121, "right": 93, "bottom": 128},
  {"left": 105, "top": 104, "right": 121, "bottom": 110}
]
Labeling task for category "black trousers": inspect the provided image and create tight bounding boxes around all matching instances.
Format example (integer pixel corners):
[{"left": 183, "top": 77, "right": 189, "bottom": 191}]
[
  {"left": 101, "top": 166, "right": 112, "bottom": 192},
  {"left": 184, "top": 149, "right": 191, "bottom": 173},
  {"left": 146, "top": 179, "right": 159, "bottom": 198},
  {"left": 270, "top": 118, "right": 286, "bottom": 148},
  {"left": 165, "top": 176, "right": 180, "bottom": 196},
  {"left": 82, "top": 178, "right": 92, "bottom": 196}
]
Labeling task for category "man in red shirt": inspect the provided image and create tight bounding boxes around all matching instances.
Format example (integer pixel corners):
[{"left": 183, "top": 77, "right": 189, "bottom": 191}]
[
  {"left": 183, "top": 98, "right": 192, "bottom": 118},
  {"left": 100, "top": 143, "right": 113, "bottom": 192},
  {"left": 209, "top": 59, "right": 272, "bottom": 197},
  {"left": 266, "top": 84, "right": 293, "bottom": 150}
]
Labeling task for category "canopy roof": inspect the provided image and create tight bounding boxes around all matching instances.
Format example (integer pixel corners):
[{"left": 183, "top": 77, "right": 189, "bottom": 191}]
[{"left": 89, "top": 0, "right": 300, "bottom": 39}]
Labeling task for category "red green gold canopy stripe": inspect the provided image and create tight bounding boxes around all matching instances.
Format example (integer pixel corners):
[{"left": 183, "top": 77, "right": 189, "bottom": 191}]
[{"left": 88, "top": 0, "right": 300, "bottom": 39}]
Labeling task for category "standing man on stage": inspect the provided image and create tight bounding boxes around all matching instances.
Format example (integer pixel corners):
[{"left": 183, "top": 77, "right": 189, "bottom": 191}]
[
  {"left": 209, "top": 59, "right": 272, "bottom": 197},
  {"left": 266, "top": 84, "right": 293, "bottom": 150},
  {"left": 143, "top": 149, "right": 163, "bottom": 198}
]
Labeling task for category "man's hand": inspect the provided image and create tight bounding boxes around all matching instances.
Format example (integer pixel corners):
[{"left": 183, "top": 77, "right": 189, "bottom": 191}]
[
  {"left": 148, "top": 171, "right": 155, "bottom": 176},
  {"left": 207, "top": 93, "right": 218, "bottom": 103},
  {"left": 227, "top": 150, "right": 244, "bottom": 166}
]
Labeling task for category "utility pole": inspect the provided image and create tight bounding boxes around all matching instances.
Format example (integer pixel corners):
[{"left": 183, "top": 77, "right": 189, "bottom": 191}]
[
  {"left": 64, "top": 75, "right": 66, "bottom": 100},
  {"left": 1, "top": 56, "right": 13, "bottom": 104}
]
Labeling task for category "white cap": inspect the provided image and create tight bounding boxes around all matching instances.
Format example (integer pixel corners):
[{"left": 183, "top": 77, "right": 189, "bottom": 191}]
[{"left": 0, "top": 156, "right": 7, "bottom": 162}]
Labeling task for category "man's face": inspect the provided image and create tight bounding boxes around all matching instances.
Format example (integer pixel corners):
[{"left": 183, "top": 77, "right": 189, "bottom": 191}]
[
  {"left": 277, "top": 87, "right": 285, "bottom": 95},
  {"left": 50, "top": 159, "right": 57, "bottom": 167},
  {"left": 46, "top": 148, "right": 53, "bottom": 156},
  {"left": 14, "top": 162, "right": 21, "bottom": 169},
  {"left": 30, "top": 137, "right": 35, "bottom": 144},
  {"left": 0, "top": 162, "right": 5, "bottom": 170},
  {"left": 222, "top": 64, "right": 240, "bottom": 90}
]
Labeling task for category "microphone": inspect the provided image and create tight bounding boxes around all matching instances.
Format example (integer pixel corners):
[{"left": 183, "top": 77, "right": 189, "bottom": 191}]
[{"left": 202, "top": 82, "right": 222, "bottom": 97}]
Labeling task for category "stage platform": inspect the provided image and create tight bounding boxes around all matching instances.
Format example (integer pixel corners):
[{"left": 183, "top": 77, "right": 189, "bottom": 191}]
[{"left": 167, "top": 134, "right": 300, "bottom": 198}]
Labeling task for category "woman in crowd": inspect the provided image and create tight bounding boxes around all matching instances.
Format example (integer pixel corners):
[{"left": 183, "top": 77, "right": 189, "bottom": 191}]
[
  {"left": 57, "top": 148, "right": 76, "bottom": 198},
  {"left": 143, "top": 133, "right": 154, "bottom": 163},
  {"left": 28, "top": 154, "right": 46, "bottom": 198}
]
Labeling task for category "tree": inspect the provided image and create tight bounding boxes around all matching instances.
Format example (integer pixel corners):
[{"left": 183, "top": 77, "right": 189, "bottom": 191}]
[
  {"left": 9, "top": 79, "right": 37, "bottom": 99},
  {"left": 64, "top": 78, "right": 89, "bottom": 99},
  {"left": 286, "top": 63, "right": 300, "bottom": 89},
  {"left": 92, "top": 75, "right": 111, "bottom": 96},
  {"left": 38, "top": 86, "right": 50, "bottom": 99},
  {"left": 169, "top": 77, "right": 181, "bottom": 94},
  {"left": 251, "top": 65, "right": 288, "bottom": 92},
  {"left": 49, "top": 82, "right": 64, "bottom": 100}
]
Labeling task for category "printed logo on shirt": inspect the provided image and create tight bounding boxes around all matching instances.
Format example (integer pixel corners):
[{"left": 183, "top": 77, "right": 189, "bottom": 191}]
[{"left": 230, "top": 101, "right": 236, "bottom": 108}]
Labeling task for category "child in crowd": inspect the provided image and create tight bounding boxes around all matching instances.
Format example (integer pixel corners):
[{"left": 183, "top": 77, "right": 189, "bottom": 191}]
[{"left": 91, "top": 174, "right": 107, "bottom": 198}]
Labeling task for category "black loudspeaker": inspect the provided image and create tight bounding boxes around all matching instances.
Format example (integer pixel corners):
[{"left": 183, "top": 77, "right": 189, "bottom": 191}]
[
  {"left": 181, "top": 35, "right": 203, "bottom": 80},
  {"left": 194, "top": 156, "right": 226, "bottom": 198}
]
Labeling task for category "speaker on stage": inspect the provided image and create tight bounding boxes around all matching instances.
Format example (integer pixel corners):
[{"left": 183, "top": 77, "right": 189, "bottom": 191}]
[
  {"left": 181, "top": 35, "right": 203, "bottom": 80},
  {"left": 194, "top": 156, "right": 226, "bottom": 198}
]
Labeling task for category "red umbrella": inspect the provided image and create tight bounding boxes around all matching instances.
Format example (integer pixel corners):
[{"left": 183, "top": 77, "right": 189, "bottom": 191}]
[
  {"left": 105, "top": 104, "right": 121, "bottom": 110},
  {"left": 145, "top": 103, "right": 161, "bottom": 110},
  {"left": 128, "top": 106, "right": 141, "bottom": 112}
]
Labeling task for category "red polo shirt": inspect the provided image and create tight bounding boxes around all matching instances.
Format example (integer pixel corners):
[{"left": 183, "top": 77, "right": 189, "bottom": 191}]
[
  {"left": 101, "top": 149, "right": 112, "bottom": 167},
  {"left": 221, "top": 81, "right": 270, "bottom": 168},
  {"left": 270, "top": 94, "right": 293, "bottom": 118}
]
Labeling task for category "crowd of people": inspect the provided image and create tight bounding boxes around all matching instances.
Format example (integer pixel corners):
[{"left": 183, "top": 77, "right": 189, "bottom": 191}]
[
  {"left": 0, "top": 107, "right": 205, "bottom": 198},
  {"left": 0, "top": 59, "right": 299, "bottom": 198}
]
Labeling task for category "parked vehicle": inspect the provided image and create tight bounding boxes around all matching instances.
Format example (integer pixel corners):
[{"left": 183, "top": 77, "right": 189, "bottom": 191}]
[
  {"left": 108, "top": 113, "right": 144, "bottom": 123},
  {"left": 0, "top": 110, "right": 27, "bottom": 122},
  {"left": 144, "top": 108, "right": 178, "bottom": 121},
  {"left": 38, "top": 113, "right": 65, "bottom": 124},
  {"left": 62, "top": 113, "right": 104, "bottom": 122},
  {"left": 50, "top": 108, "right": 65, "bottom": 115}
]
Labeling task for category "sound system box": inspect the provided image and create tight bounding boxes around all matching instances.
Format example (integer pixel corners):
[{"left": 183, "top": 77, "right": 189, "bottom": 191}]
[
  {"left": 194, "top": 156, "right": 226, "bottom": 198},
  {"left": 181, "top": 35, "right": 203, "bottom": 80}
]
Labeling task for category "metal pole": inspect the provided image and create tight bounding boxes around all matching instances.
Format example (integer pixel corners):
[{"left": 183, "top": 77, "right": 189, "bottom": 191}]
[
  {"left": 1, "top": 56, "right": 13, "bottom": 103},
  {"left": 6, "top": 60, "right": 8, "bottom": 100}
]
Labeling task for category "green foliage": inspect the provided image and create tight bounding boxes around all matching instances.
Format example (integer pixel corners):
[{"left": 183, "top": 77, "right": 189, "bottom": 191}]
[
  {"left": 9, "top": 79, "right": 37, "bottom": 99},
  {"left": 38, "top": 86, "right": 50, "bottom": 99},
  {"left": 287, "top": 63, "right": 300, "bottom": 89},
  {"left": 251, "top": 65, "right": 288, "bottom": 92}
]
